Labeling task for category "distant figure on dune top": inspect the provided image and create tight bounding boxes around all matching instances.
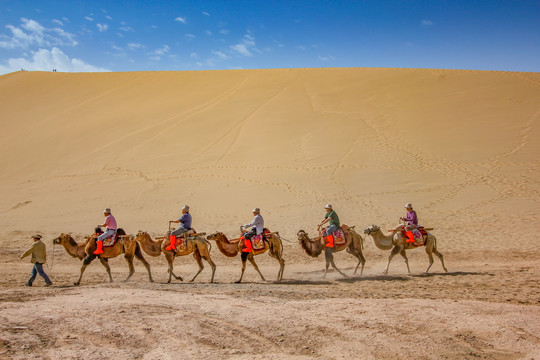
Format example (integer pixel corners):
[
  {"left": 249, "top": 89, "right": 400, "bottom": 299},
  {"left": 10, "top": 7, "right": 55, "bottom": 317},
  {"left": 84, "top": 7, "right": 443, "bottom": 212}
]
[
  {"left": 94, "top": 208, "right": 117, "bottom": 255},
  {"left": 166, "top": 205, "right": 192, "bottom": 251}
]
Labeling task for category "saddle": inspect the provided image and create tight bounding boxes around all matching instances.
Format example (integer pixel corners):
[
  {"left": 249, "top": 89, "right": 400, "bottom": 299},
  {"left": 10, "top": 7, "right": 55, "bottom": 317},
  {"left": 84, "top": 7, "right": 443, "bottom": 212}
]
[
  {"left": 102, "top": 228, "right": 125, "bottom": 247},
  {"left": 171, "top": 229, "right": 200, "bottom": 251},
  {"left": 241, "top": 228, "right": 272, "bottom": 253},
  {"left": 320, "top": 225, "right": 350, "bottom": 247},
  {"left": 402, "top": 226, "right": 427, "bottom": 247}
]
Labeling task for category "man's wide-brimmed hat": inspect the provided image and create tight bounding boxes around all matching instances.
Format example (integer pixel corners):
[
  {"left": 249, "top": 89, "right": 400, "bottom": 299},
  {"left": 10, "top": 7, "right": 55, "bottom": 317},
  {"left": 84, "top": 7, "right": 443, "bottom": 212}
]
[
  {"left": 31, "top": 234, "right": 42, "bottom": 239},
  {"left": 182, "top": 205, "right": 190, "bottom": 212},
  {"left": 324, "top": 204, "right": 333, "bottom": 209},
  {"left": 252, "top": 208, "right": 260, "bottom": 213},
  {"left": 103, "top": 208, "right": 112, "bottom": 214},
  {"left": 405, "top": 203, "right": 413, "bottom": 209}
]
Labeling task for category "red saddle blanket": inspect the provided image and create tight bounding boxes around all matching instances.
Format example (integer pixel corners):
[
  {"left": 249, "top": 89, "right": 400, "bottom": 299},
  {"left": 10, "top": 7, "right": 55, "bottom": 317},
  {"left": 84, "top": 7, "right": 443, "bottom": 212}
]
[
  {"left": 241, "top": 229, "right": 271, "bottom": 253},
  {"left": 321, "top": 226, "right": 349, "bottom": 247},
  {"left": 100, "top": 230, "right": 123, "bottom": 248},
  {"left": 402, "top": 227, "right": 427, "bottom": 246}
]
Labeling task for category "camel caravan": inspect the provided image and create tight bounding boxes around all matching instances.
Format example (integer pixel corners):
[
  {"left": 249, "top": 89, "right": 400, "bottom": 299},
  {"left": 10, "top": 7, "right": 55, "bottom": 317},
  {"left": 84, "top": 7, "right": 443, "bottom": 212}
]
[{"left": 51, "top": 203, "right": 447, "bottom": 286}]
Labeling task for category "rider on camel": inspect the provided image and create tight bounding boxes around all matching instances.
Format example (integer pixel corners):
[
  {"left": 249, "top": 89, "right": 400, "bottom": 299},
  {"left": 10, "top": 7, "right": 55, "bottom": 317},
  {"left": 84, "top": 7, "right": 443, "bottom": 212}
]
[
  {"left": 166, "top": 205, "right": 192, "bottom": 251},
  {"left": 242, "top": 208, "right": 264, "bottom": 252},
  {"left": 400, "top": 203, "right": 421, "bottom": 244},
  {"left": 319, "top": 204, "right": 340, "bottom": 247},
  {"left": 400, "top": 203, "right": 418, "bottom": 231},
  {"left": 94, "top": 208, "right": 117, "bottom": 255}
]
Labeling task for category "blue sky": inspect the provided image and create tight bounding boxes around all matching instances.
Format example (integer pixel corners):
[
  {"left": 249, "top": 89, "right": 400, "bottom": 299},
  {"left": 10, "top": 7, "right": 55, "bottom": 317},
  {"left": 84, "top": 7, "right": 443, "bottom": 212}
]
[{"left": 1, "top": 0, "right": 539, "bottom": 74}]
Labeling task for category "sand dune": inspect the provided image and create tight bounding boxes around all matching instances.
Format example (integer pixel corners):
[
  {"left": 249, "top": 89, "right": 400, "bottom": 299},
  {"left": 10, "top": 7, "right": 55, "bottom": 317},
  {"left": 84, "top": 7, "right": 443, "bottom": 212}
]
[
  {"left": 1, "top": 68, "right": 539, "bottom": 239},
  {"left": 1, "top": 68, "right": 539, "bottom": 359}
]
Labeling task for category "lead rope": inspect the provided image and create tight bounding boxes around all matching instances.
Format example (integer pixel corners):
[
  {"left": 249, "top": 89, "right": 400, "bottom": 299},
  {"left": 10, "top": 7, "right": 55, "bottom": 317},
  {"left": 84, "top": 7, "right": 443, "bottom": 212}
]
[{"left": 46, "top": 242, "right": 55, "bottom": 271}]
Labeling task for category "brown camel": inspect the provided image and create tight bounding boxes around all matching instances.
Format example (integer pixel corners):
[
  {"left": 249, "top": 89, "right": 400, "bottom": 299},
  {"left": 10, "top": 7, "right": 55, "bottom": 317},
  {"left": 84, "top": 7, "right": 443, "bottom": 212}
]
[
  {"left": 150, "top": 231, "right": 217, "bottom": 283},
  {"left": 53, "top": 230, "right": 153, "bottom": 286},
  {"left": 363, "top": 224, "right": 447, "bottom": 274},
  {"left": 297, "top": 226, "right": 365, "bottom": 277},
  {"left": 206, "top": 231, "right": 285, "bottom": 283}
]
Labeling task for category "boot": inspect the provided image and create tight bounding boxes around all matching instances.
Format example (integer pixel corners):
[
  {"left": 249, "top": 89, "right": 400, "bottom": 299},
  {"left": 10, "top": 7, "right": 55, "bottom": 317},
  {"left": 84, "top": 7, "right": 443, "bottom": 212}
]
[
  {"left": 93, "top": 240, "right": 104, "bottom": 255},
  {"left": 166, "top": 235, "right": 176, "bottom": 251}
]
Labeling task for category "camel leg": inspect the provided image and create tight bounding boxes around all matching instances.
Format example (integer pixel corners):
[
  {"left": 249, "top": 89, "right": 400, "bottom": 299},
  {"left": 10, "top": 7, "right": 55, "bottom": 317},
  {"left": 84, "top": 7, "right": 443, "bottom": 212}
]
[
  {"left": 189, "top": 251, "right": 204, "bottom": 283},
  {"left": 165, "top": 253, "right": 175, "bottom": 283},
  {"left": 248, "top": 255, "right": 266, "bottom": 282},
  {"left": 134, "top": 243, "right": 153, "bottom": 283},
  {"left": 74, "top": 254, "right": 96, "bottom": 286},
  {"left": 325, "top": 248, "right": 348, "bottom": 278},
  {"left": 269, "top": 250, "right": 285, "bottom": 281},
  {"left": 203, "top": 254, "right": 217, "bottom": 283},
  {"left": 399, "top": 249, "right": 410, "bottom": 274},
  {"left": 99, "top": 257, "right": 114, "bottom": 283},
  {"left": 353, "top": 251, "right": 366, "bottom": 276},
  {"left": 123, "top": 254, "right": 135, "bottom": 283},
  {"left": 425, "top": 246, "right": 435, "bottom": 273},
  {"left": 384, "top": 246, "right": 401, "bottom": 274},
  {"left": 235, "top": 252, "right": 249, "bottom": 283},
  {"left": 432, "top": 247, "right": 448, "bottom": 272}
]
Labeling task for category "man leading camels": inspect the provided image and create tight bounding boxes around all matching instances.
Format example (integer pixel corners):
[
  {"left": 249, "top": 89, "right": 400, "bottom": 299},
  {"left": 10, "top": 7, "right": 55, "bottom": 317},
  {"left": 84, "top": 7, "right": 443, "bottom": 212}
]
[
  {"left": 94, "top": 208, "right": 117, "bottom": 255},
  {"left": 166, "top": 205, "right": 192, "bottom": 251}
]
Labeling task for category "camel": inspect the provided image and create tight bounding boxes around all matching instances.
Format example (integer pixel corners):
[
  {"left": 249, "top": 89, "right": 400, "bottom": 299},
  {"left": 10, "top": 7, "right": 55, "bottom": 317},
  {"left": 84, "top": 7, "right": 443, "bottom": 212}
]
[
  {"left": 297, "top": 226, "right": 365, "bottom": 277},
  {"left": 363, "top": 224, "right": 447, "bottom": 274},
  {"left": 53, "top": 231, "right": 153, "bottom": 286},
  {"left": 206, "top": 231, "right": 285, "bottom": 283},
  {"left": 139, "top": 231, "right": 216, "bottom": 283}
]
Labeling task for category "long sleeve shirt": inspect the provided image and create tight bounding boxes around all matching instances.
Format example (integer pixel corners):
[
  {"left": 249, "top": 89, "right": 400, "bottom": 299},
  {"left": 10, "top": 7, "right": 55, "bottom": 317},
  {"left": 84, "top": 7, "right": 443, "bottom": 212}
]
[
  {"left": 244, "top": 214, "right": 264, "bottom": 235},
  {"left": 21, "top": 240, "right": 47, "bottom": 264},
  {"left": 405, "top": 210, "right": 418, "bottom": 226},
  {"left": 178, "top": 213, "right": 192, "bottom": 229}
]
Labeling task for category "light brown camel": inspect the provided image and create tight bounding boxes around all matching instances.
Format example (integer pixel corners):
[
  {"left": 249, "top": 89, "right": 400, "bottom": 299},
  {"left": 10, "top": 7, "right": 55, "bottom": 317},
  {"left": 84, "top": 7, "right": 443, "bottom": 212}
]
[
  {"left": 297, "top": 226, "right": 365, "bottom": 277},
  {"left": 363, "top": 224, "right": 447, "bottom": 274},
  {"left": 206, "top": 231, "right": 285, "bottom": 283},
  {"left": 53, "top": 230, "right": 153, "bottom": 286},
  {"left": 150, "top": 231, "right": 217, "bottom": 283}
]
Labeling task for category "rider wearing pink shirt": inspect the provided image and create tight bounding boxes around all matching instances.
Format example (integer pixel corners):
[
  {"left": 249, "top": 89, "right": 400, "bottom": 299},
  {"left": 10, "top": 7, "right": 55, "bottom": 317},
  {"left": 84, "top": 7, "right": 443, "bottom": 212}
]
[{"left": 94, "top": 208, "right": 117, "bottom": 255}]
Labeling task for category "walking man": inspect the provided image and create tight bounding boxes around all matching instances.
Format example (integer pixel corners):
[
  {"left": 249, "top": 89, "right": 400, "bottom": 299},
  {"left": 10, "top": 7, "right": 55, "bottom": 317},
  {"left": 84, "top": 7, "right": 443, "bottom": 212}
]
[{"left": 21, "top": 234, "right": 52, "bottom": 287}]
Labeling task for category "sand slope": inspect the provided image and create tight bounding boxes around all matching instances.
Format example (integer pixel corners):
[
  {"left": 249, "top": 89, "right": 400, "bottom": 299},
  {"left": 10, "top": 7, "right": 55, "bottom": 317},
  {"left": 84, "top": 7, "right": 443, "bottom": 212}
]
[{"left": 0, "top": 68, "right": 539, "bottom": 240}]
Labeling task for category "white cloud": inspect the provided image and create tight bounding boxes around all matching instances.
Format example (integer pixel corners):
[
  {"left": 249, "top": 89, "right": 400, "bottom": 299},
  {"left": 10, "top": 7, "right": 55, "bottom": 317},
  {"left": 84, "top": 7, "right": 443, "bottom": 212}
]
[
  {"left": 421, "top": 19, "right": 433, "bottom": 26},
  {"left": 0, "top": 18, "right": 77, "bottom": 49},
  {"left": 150, "top": 45, "right": 170, "bottom": 59},
  {"left": 119, "top": 26, "right": 134, "bottom": 32},
  {"left": 318, "top": 55, "right": 336, "bottom": 61},
  {"left": 175, "top": 16, "right": 187, "bottom": 24},
  {"left": 212, "top": 50, "right": 229, "bottom": 60},
  {"left": 190, "top": 52, "right": 198, "bottom": 59},
  {"left": 128, "top": 43, "right": 144, "bottom": 51},
  {"left": 0, "top": 47, "right": 109, "bottom": 74},
  {"left": 205, "top": 30, "right": 213, "bottom": 36},
  {"left": 185, "top": 34, "right": 196, "bottom": 40},
  {"left": 85, "top": 16, "right": 94, "bottom": 22},
  {"left": 106, "top": 15, "right": 113, "bottom": 20},
  {"left": 203, "top": 12, "right": 210, "bottom": 16},
  {"left": 297, "top": 45, "right": 307, "bottom": 51},
  {"left": 230, "top": 33, "right": 256, "bottom": 57},
  {"left": 97, "top": 24, "right": 109, "bottom": 32},
  {"left": 52, "top": 19, "right": 63, "bottom": 26},
  {"left": 220, "top": 29, "right": 230, "bottom": 35}
]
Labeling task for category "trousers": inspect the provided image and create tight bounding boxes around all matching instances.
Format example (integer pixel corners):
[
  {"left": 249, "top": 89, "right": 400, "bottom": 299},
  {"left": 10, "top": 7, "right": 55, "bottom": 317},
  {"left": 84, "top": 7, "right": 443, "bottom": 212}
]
[{"left": 28, "top": 263, "right": 52, "bottom": 285}]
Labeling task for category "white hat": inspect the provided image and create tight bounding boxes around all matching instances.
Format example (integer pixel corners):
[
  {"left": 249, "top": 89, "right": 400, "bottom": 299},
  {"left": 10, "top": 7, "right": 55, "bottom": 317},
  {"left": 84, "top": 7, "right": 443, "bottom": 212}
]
[
  {"left": 325, "top": 204, "right": 332, "bottom": 209},
  {"left": 252, "top": 208, "right": 260, "bottom": 213},
  {"left": 103, "top": 208, "right": 112, "bottom": 214},
  {"left": 182, "top": 205, "right": 190, "bottom": 212},
  {"left": 405, "top": 203, "right": 413, "bottom": 209}
]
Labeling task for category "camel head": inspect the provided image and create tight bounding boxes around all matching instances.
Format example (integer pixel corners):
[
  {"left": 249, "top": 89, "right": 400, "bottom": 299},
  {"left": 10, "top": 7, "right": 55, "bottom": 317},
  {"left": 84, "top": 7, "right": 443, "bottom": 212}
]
[
  {"left": 53, "top": 233, "right": 71, "bottom": 245},
  {"left": 206, "top": 232, "right": 222, "bottom": 241},
  {"left": 297, "top": 230, "right": 308, "bottom": 242},
  {"left": 363, "top": 225, "right": 380, "bottom": 236}
]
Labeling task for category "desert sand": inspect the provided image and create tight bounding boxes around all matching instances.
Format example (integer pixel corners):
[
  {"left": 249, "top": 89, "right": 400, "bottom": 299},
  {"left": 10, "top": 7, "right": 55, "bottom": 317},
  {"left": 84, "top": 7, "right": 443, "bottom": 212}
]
[{"left": 0, "top": 68, "right": 539, "bottom": 359}]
